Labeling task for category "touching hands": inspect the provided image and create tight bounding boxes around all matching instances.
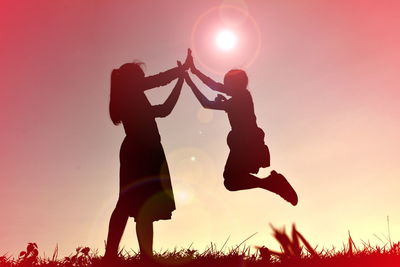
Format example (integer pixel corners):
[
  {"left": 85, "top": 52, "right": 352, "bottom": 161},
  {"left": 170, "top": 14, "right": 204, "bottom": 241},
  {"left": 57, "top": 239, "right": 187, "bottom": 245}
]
[
  {"left": 214, "top": 94, "right": 227, "bottom": 103},
  {"left": 177, "top": 60, "right": 190, "bottom": 80},
  {"left": 178, "top": 48, "right": 199, "bottom": 75},
  {"left": 181, "top": 49, "right": 193, "bottom": 71},
  {"left": 181, "top": 48, "right": 198, "bottom": 74},
  {"left": 187, "top": 49, "right": 198, "bottom": 74}
]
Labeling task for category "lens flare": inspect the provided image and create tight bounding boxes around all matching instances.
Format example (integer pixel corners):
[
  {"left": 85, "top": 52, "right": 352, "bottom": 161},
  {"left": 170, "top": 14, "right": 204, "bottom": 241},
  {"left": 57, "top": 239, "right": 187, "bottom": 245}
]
[
  {"left": 216, "top": 30, "right": 236, "bottom": 50},
  {"left": 191, "top": 5, "right": 262, "bottom": 74}
]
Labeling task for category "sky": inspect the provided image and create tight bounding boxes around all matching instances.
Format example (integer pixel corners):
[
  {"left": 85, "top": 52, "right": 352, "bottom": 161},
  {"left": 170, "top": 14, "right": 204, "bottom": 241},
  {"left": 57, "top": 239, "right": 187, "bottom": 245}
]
[{"left": 1, "top": 0, "right": 400, "bottom": 258}]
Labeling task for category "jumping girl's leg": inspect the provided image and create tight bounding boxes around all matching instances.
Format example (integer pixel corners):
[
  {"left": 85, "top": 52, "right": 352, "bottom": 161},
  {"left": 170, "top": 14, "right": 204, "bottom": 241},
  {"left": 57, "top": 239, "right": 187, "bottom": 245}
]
[
  {"left": 223, "top": 170, "right": 263, "bottom": 191},
  {"left": 104, "top": 201, "right": 129, "bottom": 258},
  {"left": 223, "top": 152, "right": 263, "bottom": 190},
  {"left": 223, "top": 152, "right": 297, "bottom": 205}
]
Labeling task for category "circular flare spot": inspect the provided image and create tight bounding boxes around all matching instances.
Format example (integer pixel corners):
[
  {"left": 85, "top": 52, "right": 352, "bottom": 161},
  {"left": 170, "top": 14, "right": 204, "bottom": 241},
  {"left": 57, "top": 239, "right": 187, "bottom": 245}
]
[
  {"left": 197, "top": 107, "right": 214, "bottom": 123},
  {"left": 216, "top": 30, "right": 236, "bottom": 50},
  {"left": 191, "top": 5, "right": 262, "bottom": 75}
]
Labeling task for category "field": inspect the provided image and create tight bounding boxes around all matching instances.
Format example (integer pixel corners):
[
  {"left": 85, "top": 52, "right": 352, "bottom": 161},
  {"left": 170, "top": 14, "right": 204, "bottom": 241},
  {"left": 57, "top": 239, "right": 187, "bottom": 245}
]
[{"left": 1, "top": 225, "right": 400, "bottom": 267}]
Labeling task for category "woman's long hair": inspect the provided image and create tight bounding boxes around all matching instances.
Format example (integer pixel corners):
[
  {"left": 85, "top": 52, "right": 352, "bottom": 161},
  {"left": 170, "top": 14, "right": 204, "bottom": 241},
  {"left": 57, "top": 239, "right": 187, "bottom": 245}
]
[{"left": 109, "top": 62, "right": 145, "bottom": 125}]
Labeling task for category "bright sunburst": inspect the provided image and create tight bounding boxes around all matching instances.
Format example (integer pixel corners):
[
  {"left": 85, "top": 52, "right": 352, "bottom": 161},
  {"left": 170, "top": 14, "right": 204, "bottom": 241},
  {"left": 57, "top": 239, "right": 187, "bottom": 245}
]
[{"left": 216, "top": 30, "right": 236, "bottom": 50}]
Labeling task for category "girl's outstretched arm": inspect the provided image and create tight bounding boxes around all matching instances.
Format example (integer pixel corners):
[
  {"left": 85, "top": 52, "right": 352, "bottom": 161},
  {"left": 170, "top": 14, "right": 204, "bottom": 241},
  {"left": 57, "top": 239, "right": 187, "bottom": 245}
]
[
  {"left": 191, "top": 67, "right": 226, "bottom": 94},
  {"left": 185, "top": 72, "right": 227, "bottom": 111},
  {"left": 186, "top": 48, "right": 227, "bottom": 94},
  {"left": 143, "top": 49, "right": 191, "bottom": 91},
  {"left": 151, "top": 74, "right": 184, "bottom": 118}
]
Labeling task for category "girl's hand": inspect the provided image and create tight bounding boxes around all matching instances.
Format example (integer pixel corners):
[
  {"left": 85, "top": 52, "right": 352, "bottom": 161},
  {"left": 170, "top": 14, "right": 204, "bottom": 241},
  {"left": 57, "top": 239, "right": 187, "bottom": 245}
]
[
  {"left": 214, "top": 94, "right": 227, "bottom": 103},
  {"left": 182, "top": 49, "right": 193, "bottom": 70}
]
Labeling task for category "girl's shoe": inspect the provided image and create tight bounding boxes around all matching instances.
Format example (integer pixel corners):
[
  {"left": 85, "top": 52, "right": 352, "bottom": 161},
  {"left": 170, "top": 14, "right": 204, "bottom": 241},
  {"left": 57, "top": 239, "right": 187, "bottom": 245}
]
[{"left": 267, "top": 171, "right": 298, "bottom": 206}]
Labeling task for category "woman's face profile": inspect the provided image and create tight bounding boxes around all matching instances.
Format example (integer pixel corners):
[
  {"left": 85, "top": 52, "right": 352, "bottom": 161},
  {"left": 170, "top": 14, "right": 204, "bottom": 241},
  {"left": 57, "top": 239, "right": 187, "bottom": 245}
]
[{"left": 119, "top": 63, "right": 145, "bottom": 88}]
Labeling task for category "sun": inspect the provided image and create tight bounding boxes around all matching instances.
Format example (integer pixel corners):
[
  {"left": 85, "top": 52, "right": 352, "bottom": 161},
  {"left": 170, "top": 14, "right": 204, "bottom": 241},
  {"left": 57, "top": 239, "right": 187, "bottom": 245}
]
[{"left": 216, "top": 30, "right": 236, "bottom": 51}]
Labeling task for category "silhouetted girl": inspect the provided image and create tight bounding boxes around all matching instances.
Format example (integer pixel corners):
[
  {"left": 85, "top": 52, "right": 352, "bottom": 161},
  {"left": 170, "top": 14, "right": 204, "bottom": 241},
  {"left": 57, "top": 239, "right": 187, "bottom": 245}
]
[
  {"left": 185, "top": 52, "right": 297, "bottom": 205},
  {"left": 105, "top": 56, "right": 189, "bottom": 261}
]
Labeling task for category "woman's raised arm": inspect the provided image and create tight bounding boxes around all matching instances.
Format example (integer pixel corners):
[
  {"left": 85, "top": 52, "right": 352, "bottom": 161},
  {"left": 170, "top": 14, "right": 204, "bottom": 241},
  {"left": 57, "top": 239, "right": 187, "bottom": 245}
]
[
  {"left": 151, "top": 75, "right": 184, "bottom": 118},
  {"left": 144, "top": 65, "right": 185, "bottom": 91},
  {"left": 143, "top": 49, "right": 191, "bottom": 91}
]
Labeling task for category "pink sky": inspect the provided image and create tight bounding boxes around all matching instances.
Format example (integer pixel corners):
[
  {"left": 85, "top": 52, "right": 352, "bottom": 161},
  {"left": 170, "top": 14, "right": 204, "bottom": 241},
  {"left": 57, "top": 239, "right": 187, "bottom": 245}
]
[{"left": 1, "top": 0, "right": 400, "bottom": 257}]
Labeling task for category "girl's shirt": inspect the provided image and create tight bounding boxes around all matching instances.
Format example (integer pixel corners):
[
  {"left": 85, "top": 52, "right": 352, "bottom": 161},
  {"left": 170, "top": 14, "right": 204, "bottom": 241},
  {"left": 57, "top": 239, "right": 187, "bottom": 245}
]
[{"left": 224, "top": 90, "right": 258, "bottom": 132}]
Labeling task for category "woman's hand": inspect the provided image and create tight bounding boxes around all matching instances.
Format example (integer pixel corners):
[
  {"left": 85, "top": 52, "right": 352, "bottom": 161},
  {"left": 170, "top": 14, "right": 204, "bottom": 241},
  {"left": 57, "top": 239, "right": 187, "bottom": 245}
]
[
  {"left": 177, "top": 61, "right": 190, "bottom": 79},
  {"left": 186, "top": 49, "right": 199, "bottom": 74}
]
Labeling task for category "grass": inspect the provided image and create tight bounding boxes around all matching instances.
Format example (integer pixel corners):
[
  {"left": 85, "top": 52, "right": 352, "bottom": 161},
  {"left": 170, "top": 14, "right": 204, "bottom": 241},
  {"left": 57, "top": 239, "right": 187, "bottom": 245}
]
[{"left": 1, "top": 224, "right": 400, "bottom": 266}]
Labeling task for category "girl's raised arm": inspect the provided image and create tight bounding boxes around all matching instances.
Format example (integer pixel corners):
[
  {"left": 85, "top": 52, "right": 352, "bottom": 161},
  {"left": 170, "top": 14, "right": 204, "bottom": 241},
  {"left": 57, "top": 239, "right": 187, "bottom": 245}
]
[
  {"left": 185, "top": 72, "right": 227, "bottom": 111},
  {"left": 186, "top": 48, "right": 227, "bottom": 94},
  {"left": 191, "top": 67, "right": 226, "bottom": 94},
  {"left": 186, "top": 49, "right": 226, "bottom": 93}
]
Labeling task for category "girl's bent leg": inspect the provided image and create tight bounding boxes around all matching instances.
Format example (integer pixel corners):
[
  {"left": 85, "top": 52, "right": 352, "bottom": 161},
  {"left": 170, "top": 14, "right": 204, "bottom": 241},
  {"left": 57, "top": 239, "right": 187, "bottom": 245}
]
[
  {"left": 104, "top": 202, "right": 129, "bottom": 258},
  {"left": 136, "top": 217, "right": 154, "bottom": 259},
  {"left": 223, "top": 152, "right": 264, "bottom": 191},
  {"left": 224, "top": 170, "right": 298, "bottom": 205},
  {"left": 224, "top": 151, "right": 263, "bottom": 191},
  {"left": 223, "top": 169, "right": 264, "bottom": 191}
]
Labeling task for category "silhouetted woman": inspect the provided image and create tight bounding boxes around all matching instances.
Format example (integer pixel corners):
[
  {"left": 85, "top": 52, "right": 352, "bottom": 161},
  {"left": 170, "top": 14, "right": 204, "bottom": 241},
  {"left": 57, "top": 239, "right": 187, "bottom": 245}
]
[
  {"left": 185, "top": 51, "right": 297, "bottom": 205},
  {"left": 105, "top": 57, "right": 189, "bottom": 261}
]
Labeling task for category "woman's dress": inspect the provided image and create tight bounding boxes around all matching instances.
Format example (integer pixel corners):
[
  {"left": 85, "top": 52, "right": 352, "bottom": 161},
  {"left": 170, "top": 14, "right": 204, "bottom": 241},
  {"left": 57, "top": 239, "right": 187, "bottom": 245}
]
[{"left": 117, "top": 71, "right": 181, "bottom": 222}]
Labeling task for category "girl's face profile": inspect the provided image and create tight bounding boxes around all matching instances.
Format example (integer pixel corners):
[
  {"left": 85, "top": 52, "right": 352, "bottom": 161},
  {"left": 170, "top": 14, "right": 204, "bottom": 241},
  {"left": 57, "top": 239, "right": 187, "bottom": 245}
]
[
  {"left": 222, "top": 79, "right": 234, "bottom": 96},
  {"left": 224, "top": 75, "right": 246, "bottom": 96},
  {"left": 223, "top": 69, "right": 248, "bottom": 96}
]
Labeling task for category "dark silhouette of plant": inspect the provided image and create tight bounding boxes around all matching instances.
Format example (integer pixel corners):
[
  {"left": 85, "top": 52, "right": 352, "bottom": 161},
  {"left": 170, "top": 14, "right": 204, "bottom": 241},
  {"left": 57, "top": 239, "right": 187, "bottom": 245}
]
[
  {"left": 0, "top": 254, "right": 12, "bottom": 267},
  {"left": 256, "top": 224, "right": 319, "bottom": 263},
  {"left": 18, "top": 242, "right": 39, "bottom": 265},
  {"left": 3, "top": 226, "right": 400, "bottom": 266},
  {"left": 63, "top": 247, "right": 92, "bottom": 267}
]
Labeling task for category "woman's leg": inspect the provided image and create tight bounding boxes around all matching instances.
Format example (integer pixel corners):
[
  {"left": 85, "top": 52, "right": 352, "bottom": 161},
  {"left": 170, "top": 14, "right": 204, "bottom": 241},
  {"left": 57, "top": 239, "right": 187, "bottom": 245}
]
[
  {"left": 104, "top": 201, "right": 129, "bottom": 258},
  {"left": 136, "top": 217, "right": 154, "bottom": 259}
]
